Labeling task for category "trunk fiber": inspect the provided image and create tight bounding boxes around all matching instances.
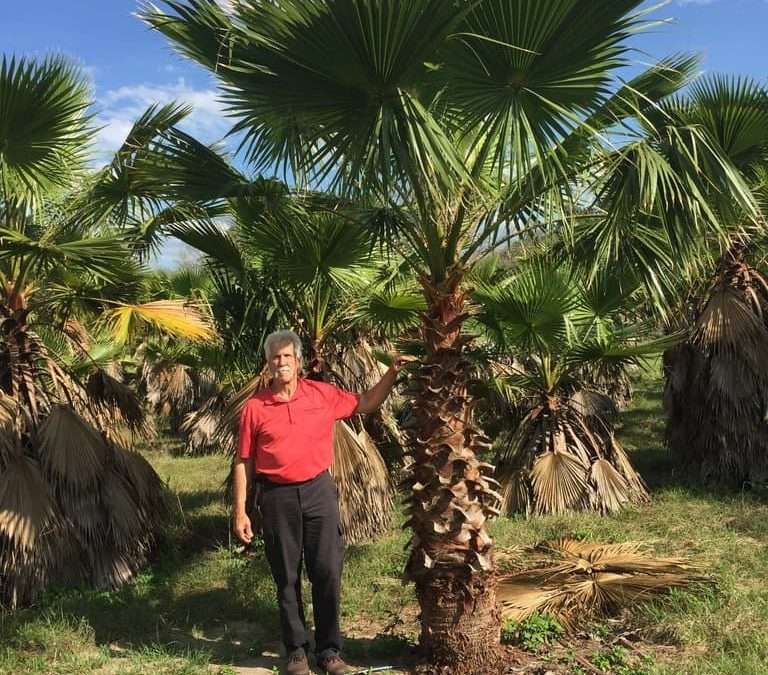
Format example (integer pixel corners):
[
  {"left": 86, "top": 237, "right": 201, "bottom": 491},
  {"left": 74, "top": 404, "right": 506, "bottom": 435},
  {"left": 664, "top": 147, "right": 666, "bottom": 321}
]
[{"left": 405, "top": 273, "right": 503, "bottom": 674}]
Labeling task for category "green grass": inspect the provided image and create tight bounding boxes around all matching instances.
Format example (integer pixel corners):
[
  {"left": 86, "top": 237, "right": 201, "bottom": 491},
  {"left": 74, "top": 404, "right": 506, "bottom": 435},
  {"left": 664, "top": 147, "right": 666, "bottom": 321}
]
[{"left": 2, "top": 367, "right": 768, "bottom": 673}]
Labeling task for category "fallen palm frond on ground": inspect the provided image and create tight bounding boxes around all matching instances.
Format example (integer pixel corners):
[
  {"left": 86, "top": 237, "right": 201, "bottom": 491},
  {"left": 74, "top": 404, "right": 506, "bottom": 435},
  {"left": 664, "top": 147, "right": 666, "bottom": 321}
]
[{"left": 498, "top": 538, "right": 706, "bottom": 632}]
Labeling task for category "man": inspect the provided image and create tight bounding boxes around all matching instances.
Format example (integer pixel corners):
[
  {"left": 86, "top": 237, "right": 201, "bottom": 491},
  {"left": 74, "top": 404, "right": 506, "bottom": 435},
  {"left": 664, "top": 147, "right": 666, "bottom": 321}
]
[{"left": 233, "top": 329, "right": 407, "bottom": 675}]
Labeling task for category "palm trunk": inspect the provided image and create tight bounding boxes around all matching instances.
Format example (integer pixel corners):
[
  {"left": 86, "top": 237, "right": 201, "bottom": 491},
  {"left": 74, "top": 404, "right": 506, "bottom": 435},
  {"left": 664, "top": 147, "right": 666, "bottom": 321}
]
[{"left": 405, "top": 272, "right": 503, "bottom": 674}]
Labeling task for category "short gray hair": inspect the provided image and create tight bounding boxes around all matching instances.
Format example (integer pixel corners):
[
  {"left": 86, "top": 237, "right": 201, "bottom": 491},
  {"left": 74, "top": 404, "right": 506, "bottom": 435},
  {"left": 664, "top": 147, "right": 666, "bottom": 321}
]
[{"left": 264, "top": 329, "right": 303, "bottom": 361}]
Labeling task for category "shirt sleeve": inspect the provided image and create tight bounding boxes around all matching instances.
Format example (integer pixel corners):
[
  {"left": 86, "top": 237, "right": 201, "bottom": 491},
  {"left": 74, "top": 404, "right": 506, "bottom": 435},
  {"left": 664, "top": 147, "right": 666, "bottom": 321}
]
[
  {"left": 238, "top": 400, "right": 260, "bottom": 459},
  {"left": 326, "top": 384, "right": 360, "bottom": 420}
]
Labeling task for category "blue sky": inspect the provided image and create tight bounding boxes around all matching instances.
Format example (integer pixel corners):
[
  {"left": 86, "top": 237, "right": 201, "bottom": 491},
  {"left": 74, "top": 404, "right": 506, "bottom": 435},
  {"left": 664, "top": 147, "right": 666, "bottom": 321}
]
[
  {"left": 2, "top": 0, "right": 767, "bottom": 265},
  {"left": 3, "top": 0, "right": 766, "bottom": 158}
]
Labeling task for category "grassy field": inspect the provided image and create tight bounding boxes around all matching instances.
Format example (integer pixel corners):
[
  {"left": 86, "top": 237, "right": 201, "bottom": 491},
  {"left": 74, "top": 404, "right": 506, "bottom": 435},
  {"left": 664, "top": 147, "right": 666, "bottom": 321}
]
[{"left": 2, "top": 368, "right": 768, "bottom": 674}]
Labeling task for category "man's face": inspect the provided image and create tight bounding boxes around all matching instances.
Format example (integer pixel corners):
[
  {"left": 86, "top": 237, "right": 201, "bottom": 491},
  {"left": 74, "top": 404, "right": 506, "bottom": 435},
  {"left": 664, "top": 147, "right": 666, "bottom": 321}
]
[{"left": 269, "top": 342, "right": 300, "bottom": 384}]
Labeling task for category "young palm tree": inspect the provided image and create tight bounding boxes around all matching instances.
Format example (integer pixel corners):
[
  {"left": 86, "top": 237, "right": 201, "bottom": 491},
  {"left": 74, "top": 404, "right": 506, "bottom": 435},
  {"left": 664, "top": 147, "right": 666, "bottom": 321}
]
[
  {"left": 141, "top": 2, "right": 748, "bottom": 669},
  {"left": 0, "top": 56, "right": 214, "bottom": 605},
  {"left": 473, "top": 264, "right": 667, "bottom": 515}
]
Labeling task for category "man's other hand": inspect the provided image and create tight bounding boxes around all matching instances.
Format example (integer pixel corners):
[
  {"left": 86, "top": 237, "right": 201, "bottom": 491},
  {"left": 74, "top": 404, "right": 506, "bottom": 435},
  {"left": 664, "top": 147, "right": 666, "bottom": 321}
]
[{"left": 233, "top": 511, "right": 254, "bottom": 544}]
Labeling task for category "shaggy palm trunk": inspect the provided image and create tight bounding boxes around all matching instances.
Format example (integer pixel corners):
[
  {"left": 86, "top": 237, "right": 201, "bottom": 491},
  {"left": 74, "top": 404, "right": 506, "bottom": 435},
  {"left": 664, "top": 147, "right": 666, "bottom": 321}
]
[
  {"left": 0, "top": 295, "right": 168, "bottom": 606},
  {"left": 404, "top": 274, "right": 503, "bottom": 674},
  {"left": 665, "top": 244, "right": 768, "bottom": 485}
]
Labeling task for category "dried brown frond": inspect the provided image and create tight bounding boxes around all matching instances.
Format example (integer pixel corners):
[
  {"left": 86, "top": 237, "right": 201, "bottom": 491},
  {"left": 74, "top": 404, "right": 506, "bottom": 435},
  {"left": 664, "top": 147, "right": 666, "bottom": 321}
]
[
  {"left": 87, "top": 369, "right": 145, "bottom": 429},
  {"left": 37, "top": 405, "right": 107, "bottom": 489},
  {"left": 214, "top": 367, "right": 271, "bottom": 454},
  {"left": 666, "top": 253, "right": 768, "bottom": 484},
  {"left": 530, "top": 451, "right": 589, "bottom": 515},
  {"left": 180, "top": 396, "right": 226, "bottom": 455},
  {"left": 498, "top": 400, "right": 648, "bottom": 516},
  {"left": 101, "top": 469, "right": 144, "bottom": 545},
  {"left": 0, "top": 454, "right": 57, "bottom": 551},
  {"left": 61, "top": 318, "right": 91, "bottom": 356},
  {"left": 498, "top": 538, "right": 705, "bottom": 631},
  {"left": 331, "top": 421, "right": 394, "bottom": 544}
]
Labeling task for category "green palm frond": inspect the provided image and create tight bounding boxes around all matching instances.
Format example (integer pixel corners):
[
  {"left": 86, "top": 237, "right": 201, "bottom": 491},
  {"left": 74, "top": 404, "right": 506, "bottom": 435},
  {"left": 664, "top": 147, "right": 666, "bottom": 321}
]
[
  {"left": 679, "top": 75, "right": 768, "bottom": 175},
  {"left": 440, "top": 0, "right": 648, "bottom": 181},
  {"left": 564, "top": 332, "right": 682, "bottom": 374},
  {"left": 351, "top": 284, "right": 426, "bottom": 337},
  {"left": 131, "top": 125, "right": 253, "bottom": 203},
  {"left": 142, "top": 0, "right": 470, "bottom": 194},
  {"left": 77, "top": 102, "right": 192, "bottom": 228},
  {"left": 0, "top": 56, "right": 94, "bottom": 207},
  {"left": 0, "top": 228, "right": 134, "bottom": 285},
  {"left": 124, "top": 202, "right": 228, "bottom": 262},
  {"left": 167, "top": 218, "right": 244, "bottom": 277},
  {"left": 474, "top": 264, "right": 576, "bottom": 353},
  {"left": 238, "top": 208, "right": 379, "bottom": 292}
]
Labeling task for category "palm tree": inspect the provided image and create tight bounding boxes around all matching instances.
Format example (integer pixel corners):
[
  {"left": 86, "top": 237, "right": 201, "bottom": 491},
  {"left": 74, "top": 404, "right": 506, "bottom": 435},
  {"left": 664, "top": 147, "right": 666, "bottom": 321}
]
[
  {"left": 473, "top": 263, "right": 669, "bottom": 515},
  {"left": 0, "top": 56, "right": 214, "bottom": 605},
  {"left": 662, "top": 77, "right": 768, "bottom": 486},
  {"left": 141, "top": 2, "right": 747, "bottom": 669}
]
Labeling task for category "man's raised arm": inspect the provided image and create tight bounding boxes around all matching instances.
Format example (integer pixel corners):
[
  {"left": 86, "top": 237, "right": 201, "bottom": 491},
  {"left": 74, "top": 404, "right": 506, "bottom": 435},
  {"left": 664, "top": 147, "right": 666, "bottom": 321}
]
[{"left": 355, "top": 354, "right": 415, "bottom": 414}]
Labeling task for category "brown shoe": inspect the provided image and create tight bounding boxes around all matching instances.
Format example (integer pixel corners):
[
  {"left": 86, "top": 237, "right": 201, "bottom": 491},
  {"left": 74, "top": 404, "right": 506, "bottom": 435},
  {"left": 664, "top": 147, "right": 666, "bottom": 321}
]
[
  {"left": 318, "top": 653, "right": 354, "bottom": 675},
  {"left": 285, "top": 648, "right": 310, "bottom": 675}
]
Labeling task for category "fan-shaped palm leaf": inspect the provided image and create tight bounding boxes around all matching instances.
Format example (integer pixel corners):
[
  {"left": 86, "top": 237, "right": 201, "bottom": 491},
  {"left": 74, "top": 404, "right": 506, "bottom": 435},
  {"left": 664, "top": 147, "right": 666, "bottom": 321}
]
[
  {"left": 331, "top": 421, "right": 393, "bottom": 544},
  {"left": 0, "top": 56, "right": 93, "bottom": 206},
  {"left": 0, "top": 454, "right": 57, "bottom": 551},
  {"left": 498, "top": 538, "right": 705, "bottom": 631},
  {"left": 103, "top": 299, "right": 216, "bottom": 344},
  {"left": 36, "top": 405, "right": 107, "bottom": 490}
]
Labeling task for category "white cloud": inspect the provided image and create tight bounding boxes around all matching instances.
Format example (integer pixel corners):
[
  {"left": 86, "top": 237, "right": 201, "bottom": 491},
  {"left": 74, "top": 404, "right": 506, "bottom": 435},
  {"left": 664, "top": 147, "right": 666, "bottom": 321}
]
[
  {"left": 149, "top": 238, "right": 203, "bottom": 270},
  {"left": 95, "top": 78, "right": 230, "bottom": 156}
]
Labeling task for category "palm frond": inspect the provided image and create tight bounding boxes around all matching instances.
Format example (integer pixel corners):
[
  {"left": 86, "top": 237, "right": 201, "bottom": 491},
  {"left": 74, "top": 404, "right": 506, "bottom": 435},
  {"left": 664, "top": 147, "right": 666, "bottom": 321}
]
[
  {"left": 530, "top": 450, "right": 589, "bottom": 516},
  {"left": 350, "top": 284, "right": 426, "bottom": 337},
  {"left": 37, "top": 405, "right": 107, "bottom": 490},
  {"left": 0, "top": 454, "right": 57, "bottom": 551},
  {"left": 0, "top": 229, "right": 134, "bottom": 285},
  {"left": 142, "top": 0, "right": 469, "bottom": 195},
  {"left": 474, "top": 264, "right": 576, "bottom": 354},
  {"left": 498, "top": 538, "right": 706, "bottom": 631},
  {"left": 102, "top": 299, "right": 216, "bottom": 344},
  {"left": 0, "top": 56, "right": 93, "bottom": 207},
  {"left": 331, "top": 421, "right": 394, "bottom": 544}
]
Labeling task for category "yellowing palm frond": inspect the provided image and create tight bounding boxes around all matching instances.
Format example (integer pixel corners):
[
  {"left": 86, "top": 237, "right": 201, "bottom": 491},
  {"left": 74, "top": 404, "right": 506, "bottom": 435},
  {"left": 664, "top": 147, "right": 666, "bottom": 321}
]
[{"left": 103, "top": 300, "right": 216, "bottom": 344}]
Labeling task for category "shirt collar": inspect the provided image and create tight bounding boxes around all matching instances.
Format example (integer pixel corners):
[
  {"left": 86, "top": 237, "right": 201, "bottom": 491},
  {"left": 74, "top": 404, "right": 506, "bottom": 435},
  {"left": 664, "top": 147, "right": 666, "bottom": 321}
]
[{"left": 262, "top": 378, "right": 305, "bottom": 405}]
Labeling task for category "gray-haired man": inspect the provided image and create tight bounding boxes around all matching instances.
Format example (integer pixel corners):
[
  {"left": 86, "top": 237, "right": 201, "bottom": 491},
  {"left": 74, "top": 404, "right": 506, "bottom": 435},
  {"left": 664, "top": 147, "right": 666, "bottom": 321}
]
[{"left": 233, "top": 330, "right": 408, "bottom": 675}]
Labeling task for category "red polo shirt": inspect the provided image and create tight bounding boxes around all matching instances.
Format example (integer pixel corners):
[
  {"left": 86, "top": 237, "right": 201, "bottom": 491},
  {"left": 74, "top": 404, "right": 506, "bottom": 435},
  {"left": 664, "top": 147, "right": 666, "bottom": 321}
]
[{"left": 238, "top": 378, "right": 360, "bottom": 484}]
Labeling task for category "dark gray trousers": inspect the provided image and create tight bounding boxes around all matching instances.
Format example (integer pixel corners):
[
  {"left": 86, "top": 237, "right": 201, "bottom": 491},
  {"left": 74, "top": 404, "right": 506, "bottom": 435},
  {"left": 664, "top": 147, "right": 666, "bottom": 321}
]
[{"left": 259, "top": 470, "right": 344, "bottom": 658}]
